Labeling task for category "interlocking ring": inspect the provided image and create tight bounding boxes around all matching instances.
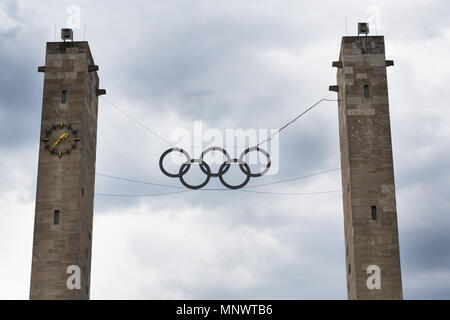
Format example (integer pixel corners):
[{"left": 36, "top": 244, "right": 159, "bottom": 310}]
[
  {"left": 179, "top": 159, "right": 211, "bottom": 190},
  {"left": 199, "top": 146, "right": 231, "bottom": 177},
  {"left": 238, "top": 146, "right": 271, "bottom": 177},
  {"left": 159, "top": 146, "right": 271, "bottom": 190},
  {"left": 218, "top": 158, "right": 251, "bottom": 190},
  {"left": 159, "top": 148, "right": 190, "bottom": 178}
]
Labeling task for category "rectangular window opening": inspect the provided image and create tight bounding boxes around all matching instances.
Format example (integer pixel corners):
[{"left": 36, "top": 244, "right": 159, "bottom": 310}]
[
  {"left": 54, "top": 210, "right": 60, "bottom": 225},
  {"left": 364, "top": 85, "right": 369, "bottom": 98},
  {"left": 348, "top": 263, "right": 351, "bottom": 274},
  {"left": 61, "top": 90, "right": 67, "bottom": 103},
  {"left": 371, "top": 206, "right": 377, "bottom": 220}
]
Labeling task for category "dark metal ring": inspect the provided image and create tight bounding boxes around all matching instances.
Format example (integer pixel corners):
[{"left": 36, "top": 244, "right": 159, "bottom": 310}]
[
  {"left": 179, "top": 159, "right": 211, "bottom": 190},
  {"left": 218, "top": 158, "right": 251, "bottom": 190},
  {"left": 199, "top": 146, "right": 231, "bottom": 177},
  {"left": 159, "top": 146, "right": 270, "bottom": 189},
  {"left": 238, "top": 146, "right": 271, "bottom": 177},
  {"left": 159, "top": 148, "right": 191, "bottom": 178}
]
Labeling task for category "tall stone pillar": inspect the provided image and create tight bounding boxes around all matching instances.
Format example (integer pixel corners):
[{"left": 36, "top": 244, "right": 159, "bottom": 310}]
[
  {"left": 30, "top": 35, "right": 104, "bottom": 299},
  {"left": 331, "top": 30, "right": 403, "bottom": 299}
]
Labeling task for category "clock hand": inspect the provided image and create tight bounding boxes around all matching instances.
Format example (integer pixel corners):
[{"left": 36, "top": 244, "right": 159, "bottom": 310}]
[
  {"left": 51, "top": 138, "right": 62, "bottom": 149},
  {"left": 52, "top": 132, "right": 69, "bottom": 149},
  {"left": 61, "top": 132, "right": 69, "bottom": 141}
]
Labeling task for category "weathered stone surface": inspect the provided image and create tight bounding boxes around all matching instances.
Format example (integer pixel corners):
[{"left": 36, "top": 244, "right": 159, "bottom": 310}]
[
  {"left": 336, "top": 36, "right": 403, "bottom": 300},
  {"left": 30, "top": 41, "right": 100, "bottom": 300}
]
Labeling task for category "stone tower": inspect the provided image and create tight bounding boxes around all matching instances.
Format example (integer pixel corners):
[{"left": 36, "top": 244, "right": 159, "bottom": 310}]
[
  {"left": 330, "top": 28, "right": 403, "bottom": 299},
  {"left": 30, "top": 32, "right": 105, "bottom": 299}
]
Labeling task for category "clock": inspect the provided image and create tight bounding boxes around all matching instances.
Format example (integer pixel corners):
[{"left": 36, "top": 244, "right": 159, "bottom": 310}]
[{"left": 41, "top": 121, "right": 80, "bottom": 158}]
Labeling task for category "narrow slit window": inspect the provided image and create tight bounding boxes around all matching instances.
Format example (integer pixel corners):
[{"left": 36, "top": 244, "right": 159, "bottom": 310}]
[
  {"left": 371, "top": 206, "right": 377, "bottom": 220},
  {"left": 61, "top": 90, "right": 67, "bottom": 103},
  {"left": 364, "top": 85, "right": 369, "bottom": 98},
  {"left": 54, "top": 210, "right": 60, "bottom": 225},
  {"left": 348, "top": 263, "right": 351, "bottom": 274}
]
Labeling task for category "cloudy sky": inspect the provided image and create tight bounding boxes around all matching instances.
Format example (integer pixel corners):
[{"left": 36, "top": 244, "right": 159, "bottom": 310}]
[{"left": 0, "top": 0, "right": 449, "bottom": 299}]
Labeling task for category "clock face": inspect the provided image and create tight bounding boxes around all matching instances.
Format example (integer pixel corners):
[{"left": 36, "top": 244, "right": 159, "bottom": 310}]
[{"left": 42, "top": 121, "right": 80, "bottom": 158}]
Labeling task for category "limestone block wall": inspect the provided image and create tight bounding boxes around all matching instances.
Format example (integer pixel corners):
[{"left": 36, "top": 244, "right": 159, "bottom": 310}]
[
  {"left": 30, "top": 41, "right": 99, "bottom": 300},
  {"left": 336, "top": 36, "right": 403, "bottom": 300}
]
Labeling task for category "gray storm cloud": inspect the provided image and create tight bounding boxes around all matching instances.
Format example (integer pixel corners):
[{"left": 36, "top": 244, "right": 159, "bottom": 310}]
[{"left": 0, "top": 0, "right": 449, "bottom": 299}]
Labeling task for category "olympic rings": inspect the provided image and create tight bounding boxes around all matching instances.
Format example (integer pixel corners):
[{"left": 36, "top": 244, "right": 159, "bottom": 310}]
[
  {"left": 238, "top": 146, "right": 271, "bottom": 177},
  {"left": 159, "top": 146, "right": 271, "bottom": 190},
  {"left": 218, "top": 158, "right": 251, "bottom": 190},
  {"left": 200, "top": 146, "right": 231, "bottom": 177},
  {"left": 159, "top": 148, "right": 190, "bottom": 178},
  {"left": 179, "top": 159, "right": 211, "bottom": 190}
]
